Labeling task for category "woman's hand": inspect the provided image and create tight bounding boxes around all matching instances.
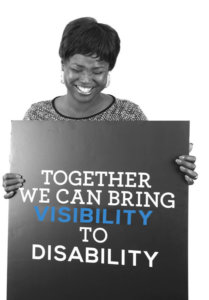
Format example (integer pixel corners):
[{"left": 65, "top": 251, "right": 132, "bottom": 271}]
[
  {"left": 175, "top": 143, "right": 198, "bottom": 185},
  {"left": 3, "top": 173, "right": 25, "bottom": 199}
]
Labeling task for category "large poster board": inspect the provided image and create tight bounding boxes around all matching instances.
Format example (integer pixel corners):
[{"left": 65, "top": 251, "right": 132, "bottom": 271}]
[{"left": 7, "top": 121, "right": 189, "bottom": 300}]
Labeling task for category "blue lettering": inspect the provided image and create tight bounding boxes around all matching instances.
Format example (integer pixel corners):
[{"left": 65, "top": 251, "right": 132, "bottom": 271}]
[
  {"left": 34, "top": 206, "right": 49, "bottom": 221},
  {"left": 58, "top": 207, "right": 71, "bottom": 223},
  {"left": 138, "top": 210, "right": 153, "bottom": 226}
]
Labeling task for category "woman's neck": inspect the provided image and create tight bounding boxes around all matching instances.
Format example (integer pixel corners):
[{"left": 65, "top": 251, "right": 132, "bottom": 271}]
[{"left": 55, "top": 93, "right": 113, "bottom": 118}]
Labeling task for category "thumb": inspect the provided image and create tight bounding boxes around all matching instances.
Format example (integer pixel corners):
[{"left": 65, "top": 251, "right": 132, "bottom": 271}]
[{"left": 189, "top": 143, "right": 193, "bottom": 153}]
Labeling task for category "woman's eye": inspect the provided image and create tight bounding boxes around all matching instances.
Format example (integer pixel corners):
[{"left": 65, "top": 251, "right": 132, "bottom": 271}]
[
  {"left": 93, "top": 72, "right": 103, "bottom": 75},
  {"left": 71, "top": 68, "right": 81, "bottom": 73}
]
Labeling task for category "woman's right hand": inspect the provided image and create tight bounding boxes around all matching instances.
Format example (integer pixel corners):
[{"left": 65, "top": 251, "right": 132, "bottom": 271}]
[{"left": 3, "top": 173, "right": 25, "bottom": 199}]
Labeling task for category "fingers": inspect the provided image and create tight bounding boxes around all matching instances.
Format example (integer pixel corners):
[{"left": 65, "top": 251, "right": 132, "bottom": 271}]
[
  {"left": 178, "top": 155, "right": 196, "bottom": 163},
  {"left": 2, "top": 173, "right": 25, "bottom": 199},
  {"left": 4, "top": 182, "right": 23, "bottom": 193},
  {"left": 184, "top": 175, "right": 194, "bottom": 185},
  {"left": 176, "top": 158, "right": 196, "bottom": 176},
  {"left": 175, "top": 153, "right": 198, "bottom": 185},
  {"left": 179, "top": 166, "right": 198, "bottom": 179},
  {"left": 3, "top": 173, "right": 22, "bottom": 180},
  {"left": 4, "top": 191, "right": 16, "bottom": 199},
  {"left": 3, "top": 178, "right": 25, "bottom": 187},
  {"left": 176, "top": 158, "right": 196, "bottom": 170}
]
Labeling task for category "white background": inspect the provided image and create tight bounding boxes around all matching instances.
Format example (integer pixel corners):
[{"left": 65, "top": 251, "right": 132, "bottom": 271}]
[{"left": 0, "top": 0, "right": 208, "bottom": 299}]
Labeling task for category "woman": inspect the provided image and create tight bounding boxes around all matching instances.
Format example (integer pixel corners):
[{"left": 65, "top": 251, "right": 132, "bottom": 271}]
[{"left": 2, "top": 17, "right": 198, "bottom": 199}]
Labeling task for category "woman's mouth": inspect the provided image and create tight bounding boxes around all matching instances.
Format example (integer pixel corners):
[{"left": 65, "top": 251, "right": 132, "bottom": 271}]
[{"left": 75, "top": 85, "right": 94, "bottom": 95}]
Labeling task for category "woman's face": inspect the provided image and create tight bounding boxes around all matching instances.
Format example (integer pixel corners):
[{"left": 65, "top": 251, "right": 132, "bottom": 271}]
[{"left": 63, "top": 54, "right": 109, "bottom": 103}]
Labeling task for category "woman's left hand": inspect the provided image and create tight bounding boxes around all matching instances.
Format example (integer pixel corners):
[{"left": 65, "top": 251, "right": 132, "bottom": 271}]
[{"left": 175, "top": 143, "right": 198, "bottom": 185}]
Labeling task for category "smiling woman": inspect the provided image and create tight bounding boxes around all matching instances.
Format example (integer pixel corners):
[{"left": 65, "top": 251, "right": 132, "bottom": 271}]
[
  {"left": 56, "top": 17, "right": 120, "bottom": 118},
  {"left": 23, "top": 17, "right": 147, "bottom": 121},
  {"left": 2, "top": 17, "right": 198, "bottom": 199}
]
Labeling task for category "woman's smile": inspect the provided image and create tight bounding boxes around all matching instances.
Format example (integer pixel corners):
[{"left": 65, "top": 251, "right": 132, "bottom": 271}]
[{"left": 75, "top": 85, "right": 95, "bottom": 95}]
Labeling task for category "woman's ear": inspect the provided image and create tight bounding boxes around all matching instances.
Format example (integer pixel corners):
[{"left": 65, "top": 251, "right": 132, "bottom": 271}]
[
  {"left": 105, "top": 72, "right": 111, "bottom": 88},
  {"left": 61, "top": 60, "right": 64, "bottom": 71}
]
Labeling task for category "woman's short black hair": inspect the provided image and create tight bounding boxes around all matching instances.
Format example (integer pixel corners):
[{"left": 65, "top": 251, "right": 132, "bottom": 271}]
[{"left": 59, "top": 17, "right": 120, "bottom": 71}]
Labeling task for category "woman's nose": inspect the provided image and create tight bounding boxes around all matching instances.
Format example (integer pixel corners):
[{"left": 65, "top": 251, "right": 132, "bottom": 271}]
[{"left": 80, "top": 71, "right": 92, "bottom": 84}]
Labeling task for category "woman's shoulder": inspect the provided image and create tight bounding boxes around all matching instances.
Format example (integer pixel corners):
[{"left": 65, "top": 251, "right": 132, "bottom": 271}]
[
  {"left": 115, "top": 98, "right": 142, "bottom": 109},
  {"left": 111, "top": 97, "right": 147, "bottom": 121},
  {"left": 23, "top": 99, "right": 60, "bottom": 120}
]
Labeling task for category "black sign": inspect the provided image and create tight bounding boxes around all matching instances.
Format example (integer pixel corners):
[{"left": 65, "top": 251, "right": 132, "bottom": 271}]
[{"left": 7, "top": 121, "right": 189, "bottom": 300}]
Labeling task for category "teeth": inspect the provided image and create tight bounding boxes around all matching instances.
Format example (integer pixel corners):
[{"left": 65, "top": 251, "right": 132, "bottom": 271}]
[{"left": 76, "top": 86, "right": 93, "bottom": 94}]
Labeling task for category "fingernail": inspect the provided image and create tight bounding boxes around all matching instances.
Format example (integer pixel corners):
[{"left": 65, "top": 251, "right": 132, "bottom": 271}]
[
  {"left": 179, "top": 156, "right": 185, "bottom": 160},
  {"left": 185, "top": 175, "right": 194, "bottom": 184},
  {"left": 176, "top": 159, "right": 181, "bottom": 164},
  {"left": 185, "top": 175, "right": 189, "bottom": 181},
  {"left": 180, "top": 166, "right": 186, "bottom": 171}
]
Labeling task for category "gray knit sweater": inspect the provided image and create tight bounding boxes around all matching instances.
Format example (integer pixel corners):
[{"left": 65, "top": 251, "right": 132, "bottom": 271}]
[{"left": 23, "top": 96, "right": 147, "bottom": 121}]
